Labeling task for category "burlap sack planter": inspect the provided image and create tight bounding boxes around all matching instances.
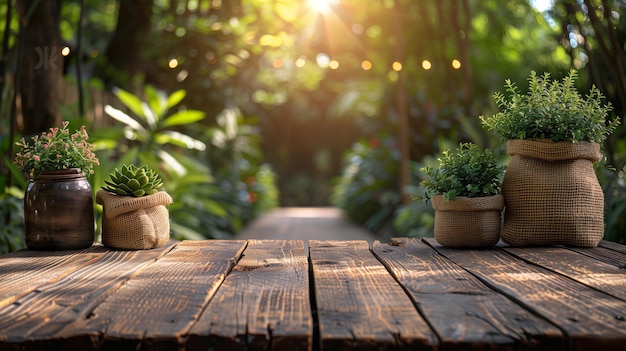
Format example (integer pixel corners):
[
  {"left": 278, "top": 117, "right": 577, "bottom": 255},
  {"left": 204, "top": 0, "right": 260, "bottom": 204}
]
[
  {"left": 96, "top": 190, "right": 173, "bottom": 250},
  {"left": 501, "top": 139, "right": 604, "bottom": 247},
  {"left": 431, "top": 194, "right": 504, "bottom": 248}
]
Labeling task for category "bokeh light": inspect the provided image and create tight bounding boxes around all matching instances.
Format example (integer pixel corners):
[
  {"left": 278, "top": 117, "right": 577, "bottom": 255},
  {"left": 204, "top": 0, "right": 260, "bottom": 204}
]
[
  {"left": 451, "top": 59, "right": 462, "bottom": 69},
  {"left": 316, "top": 53, "right": 330, "bottom": 68},
  {"left": 421, "top": 60, "right": 432, "bottom": 70}
]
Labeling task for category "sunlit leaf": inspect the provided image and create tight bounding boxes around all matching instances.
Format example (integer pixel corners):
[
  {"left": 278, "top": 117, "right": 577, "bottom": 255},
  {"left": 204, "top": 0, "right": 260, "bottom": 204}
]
[
  {"left": 112, "top": 87, "right": 145, "bottom": 120},
  {"left": 157, "top": 150, "right": 186, "bottom": 177},
  {"left": 104, "top": 105, "right": 147, "bottom": 135},
  {"left": 166, "top": 90, "right": 187, "bottom": 109},
  {"left": 162, "top": 110, "right": 205, "bottom": 127},
  {"left": 146, "top": 85, "right": 166, "bottom": 120},
  {"left": 155, "top": 131, "right": 206, "bottom": 150},
  {"left": 142, "top": 102, "right": 157, "bottom": 129}
]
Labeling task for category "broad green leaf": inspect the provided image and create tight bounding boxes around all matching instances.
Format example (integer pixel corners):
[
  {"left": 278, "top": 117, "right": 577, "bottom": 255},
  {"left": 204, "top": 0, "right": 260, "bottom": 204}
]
[
  {"left": 146, "top": 85, "right": 166, "bottom": 120},
  {"left": 162, "top": 110, "right": 205, "bottom": 127},
  {"left": 157, "top": 150, "right": 186, "bottom": 177},
  {"left": 166, "top": 90, "right": 186, "bottom": 109},
  {"left": 141, "top": 102, "right": 157, "bottom": 129},
  {"left": 155, "top": 131, "right": 206, "bottom": 150},
  {"left": 112, "top": 87, "right": 145, "bottom": 120},
  {"left": 104, "top": 105, "right": 147, "bottom": 135}
]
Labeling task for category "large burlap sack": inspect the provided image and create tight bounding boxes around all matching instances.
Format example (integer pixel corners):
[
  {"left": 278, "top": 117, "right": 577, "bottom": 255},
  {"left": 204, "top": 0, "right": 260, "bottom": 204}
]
[
  {"left": 432, "top": 194, "right": 504, "bottom": 248},
  {"left": 502, "top": 139, "right": 604, "bottom": 247},
  {"left": 96, "top": 190, "right": 173, "bottom": 250}
]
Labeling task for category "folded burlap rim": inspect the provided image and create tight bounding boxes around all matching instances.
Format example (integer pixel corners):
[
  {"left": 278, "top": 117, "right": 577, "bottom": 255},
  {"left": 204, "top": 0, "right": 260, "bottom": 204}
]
[
  {"left": 431, "top": 194, "right": 504, "bottom": 212},
  {"left": 507, "top": 139, "right": 601, "bottom": 162},
  {"left": 96, "top": 190, "right": 173, "bottom": 218}
]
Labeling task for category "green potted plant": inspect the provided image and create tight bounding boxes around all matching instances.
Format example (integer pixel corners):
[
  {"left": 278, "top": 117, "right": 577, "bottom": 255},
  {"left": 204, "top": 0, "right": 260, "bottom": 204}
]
[
  {"left": 481, "top": 70, "right": 620, "bottom": 247},
  {"left": 13, "top": 121, "right": 100, "bottom": 250},
  {"left": 96, "top": 164, "right": 173, "bottom": 250},
  {"left": 420, "top": 143, "right": 505, "bottom": 248}
]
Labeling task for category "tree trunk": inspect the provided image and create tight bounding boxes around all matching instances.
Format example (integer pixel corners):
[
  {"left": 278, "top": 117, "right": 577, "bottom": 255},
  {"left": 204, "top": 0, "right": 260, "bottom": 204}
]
[
  {"left": 97, "top": 0, "right": 153, "bottom": 88},
  {"left": 16, "top": 0, "right": 63, "bottom": 136}
]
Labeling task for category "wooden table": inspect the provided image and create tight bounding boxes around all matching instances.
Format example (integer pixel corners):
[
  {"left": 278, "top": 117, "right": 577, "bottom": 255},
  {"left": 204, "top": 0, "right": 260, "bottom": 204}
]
[{"left": 1, "top": 238, "right": 625, "bottom": 351}]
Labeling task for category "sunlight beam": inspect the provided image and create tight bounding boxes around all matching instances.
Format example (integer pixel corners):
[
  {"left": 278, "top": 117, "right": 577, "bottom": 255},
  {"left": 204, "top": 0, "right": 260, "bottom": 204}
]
[{"left": 307, "top": 0, "right": 338, "bottom": 14}]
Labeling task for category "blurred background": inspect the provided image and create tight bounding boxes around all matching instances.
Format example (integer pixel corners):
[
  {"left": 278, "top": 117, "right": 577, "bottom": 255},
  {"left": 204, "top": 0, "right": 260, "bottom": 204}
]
[{"left": 1, "top": 0, "right": 625, "bottom": 253}]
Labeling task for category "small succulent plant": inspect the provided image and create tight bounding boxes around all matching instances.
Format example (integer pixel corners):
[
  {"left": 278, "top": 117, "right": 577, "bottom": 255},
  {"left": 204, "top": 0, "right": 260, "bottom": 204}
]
[{"left": 102, "top": 164, "right": 164, "bottom": 197}]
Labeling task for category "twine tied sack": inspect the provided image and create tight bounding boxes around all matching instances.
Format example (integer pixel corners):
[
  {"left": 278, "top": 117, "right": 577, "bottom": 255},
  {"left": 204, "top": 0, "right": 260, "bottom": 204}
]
[
  {"left": 96, "top": 190, "right": 173, "bottom": 250},
  {"left": 432, "top": 194, "right": 504, "bottom": 248},
  {"left": 502, "top": 139, "right": 604, "bottom": 247}
]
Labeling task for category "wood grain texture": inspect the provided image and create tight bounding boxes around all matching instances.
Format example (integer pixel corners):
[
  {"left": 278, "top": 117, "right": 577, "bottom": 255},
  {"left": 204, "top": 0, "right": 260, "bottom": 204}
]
[
  {"left": 187, "top": 240, "right": 312, "bottom": 351},
  {"left": 60, "top": 240, "right": 246, "bottom": 350},
  {"left": 599, "top": 240, "right": 626, "bottom": 256},
  {"left": 0, "top": 245, "right": 108, "bottom": 309},
  {"left": 309, "top": 240, "right": 437, "bottom": 351},
  {"left": 502, "top": 245, "right": 626, "bottom": 301},
  {"left": 566, "top": 244, "right": 626, "bottom": 269},
  {"left": 373, "top": 238, "right": 562, "bottom": 351},
  {"left": 0, "top": 241, "right": 177, "bottom": 350},
  {"left": 425, "top": 238, "right": 626, "bottom": 351}
]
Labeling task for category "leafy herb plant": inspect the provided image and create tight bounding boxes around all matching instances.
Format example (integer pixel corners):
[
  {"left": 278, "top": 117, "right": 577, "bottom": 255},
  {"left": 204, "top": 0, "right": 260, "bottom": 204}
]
[
  {"left": 480, "top": 70, "right": 619, "bottom": 143},
  {"left": 14, "top": 121, "right": 100, "bottom": 178},
  {"left": 420, "top": 143, "right": 504, "bottom": 201}
]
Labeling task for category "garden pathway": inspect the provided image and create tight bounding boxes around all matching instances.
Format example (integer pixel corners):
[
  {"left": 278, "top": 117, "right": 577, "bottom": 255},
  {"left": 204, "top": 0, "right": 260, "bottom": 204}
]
[{"left": 235, "top": 207, "right": 378, "bottom": 242}]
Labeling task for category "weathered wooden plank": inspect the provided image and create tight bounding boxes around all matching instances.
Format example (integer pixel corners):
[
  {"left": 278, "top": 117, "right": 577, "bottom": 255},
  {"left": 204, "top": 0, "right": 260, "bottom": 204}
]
[
  {"left": 0, "top": 241, "right": 177, "bottom": 350},
  {"left": 0, "top": 245, "right": 108, "bottom": 309},
  {"left": 187, "top": 240, "right": 312, "bottom": 351},
  {"left": 309, "top": 240, "right": 437, "bottom": 351},
  {"left": 373, "top": 238, "right": 563, "bottom": 350},
  {"left": 502, "top": 245, "right": 626, "bottom": 301},
  {"left": 599, "top": 240, "right": 626, "bottom": 256},
  {"left": 58, "top": 240, "right": 246, "bottom": 350},
  {"left": 425, "top": 238, "right": 626, "bottom": 351}
]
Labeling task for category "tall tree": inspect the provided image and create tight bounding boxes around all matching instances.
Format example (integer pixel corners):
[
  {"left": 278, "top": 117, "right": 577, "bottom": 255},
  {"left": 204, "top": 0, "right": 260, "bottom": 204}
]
[
  {"left": 95, "top": 0, "right": 153, "bottom": 88},
  {"left": 16, "top": 0, "right": 63, "bottom": 135}
]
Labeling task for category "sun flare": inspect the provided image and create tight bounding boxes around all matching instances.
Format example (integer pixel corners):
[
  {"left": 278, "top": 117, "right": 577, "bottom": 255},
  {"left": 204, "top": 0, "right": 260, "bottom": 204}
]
[{"left": 307, "top": 0, "right": 338, "bottom": 14}]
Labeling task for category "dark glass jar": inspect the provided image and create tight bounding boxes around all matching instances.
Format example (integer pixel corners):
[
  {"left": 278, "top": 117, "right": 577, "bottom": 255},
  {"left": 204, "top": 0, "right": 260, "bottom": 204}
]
[{"left": 24, "top": 168, "right": 94, "bottom": 250}]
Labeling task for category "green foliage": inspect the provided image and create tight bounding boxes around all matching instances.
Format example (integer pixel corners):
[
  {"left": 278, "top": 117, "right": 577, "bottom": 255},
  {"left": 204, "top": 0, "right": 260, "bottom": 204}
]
[
  {"left": 13, "top": 121, "right": 100, "bottom": 178},
  {"left": 331, "top": 134, "right": 407, "bottom": 234},
  {"left": 0, "top": 188, "right": 25, "bottom": 254},
  {"left": 481, "top": 70, "right": 619, "bottom": 143},
  {"left": 600, "top": 165, "right": 626, "bottom": 244},
  {"left": 93, "top": 87, "right": 278, "bottom": 240},
  {"left": 103, "top": 86, "right": 206, "bottom": 174},
  {"left": 420, "top": 143, "right": 504, "bottom": 201},
  {"left": 102, "top": 164, "right": 164, "bottom": 197},
  {"left": 392, "top": 185, "right": 435, "bottom": 239}
]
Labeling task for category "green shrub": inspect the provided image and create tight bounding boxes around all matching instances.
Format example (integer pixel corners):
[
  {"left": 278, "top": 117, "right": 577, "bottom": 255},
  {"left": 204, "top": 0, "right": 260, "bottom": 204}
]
[
  {"left": 420, "top": 143, "right": 504, "bottom": 201},
  {"left": 0, "top": 188, "right": 25, "bottom": 254},
  {"left": 480, "top": 70, "right": 619, "bottom": 143},
  {"left": 331, "top": 134, "right": 406, "bottom": 234}
]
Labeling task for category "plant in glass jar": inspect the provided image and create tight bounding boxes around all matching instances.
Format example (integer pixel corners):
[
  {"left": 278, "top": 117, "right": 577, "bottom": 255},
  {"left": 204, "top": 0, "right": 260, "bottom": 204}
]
[
  {"left": 480, "top": 70, "right": 620, "bottom": 247},
  {"left": 420, "top": 143, "right": 505, "bottom": 248},
  {"left": 13, "top": 121, "right": 100, "bottom": 250}
]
